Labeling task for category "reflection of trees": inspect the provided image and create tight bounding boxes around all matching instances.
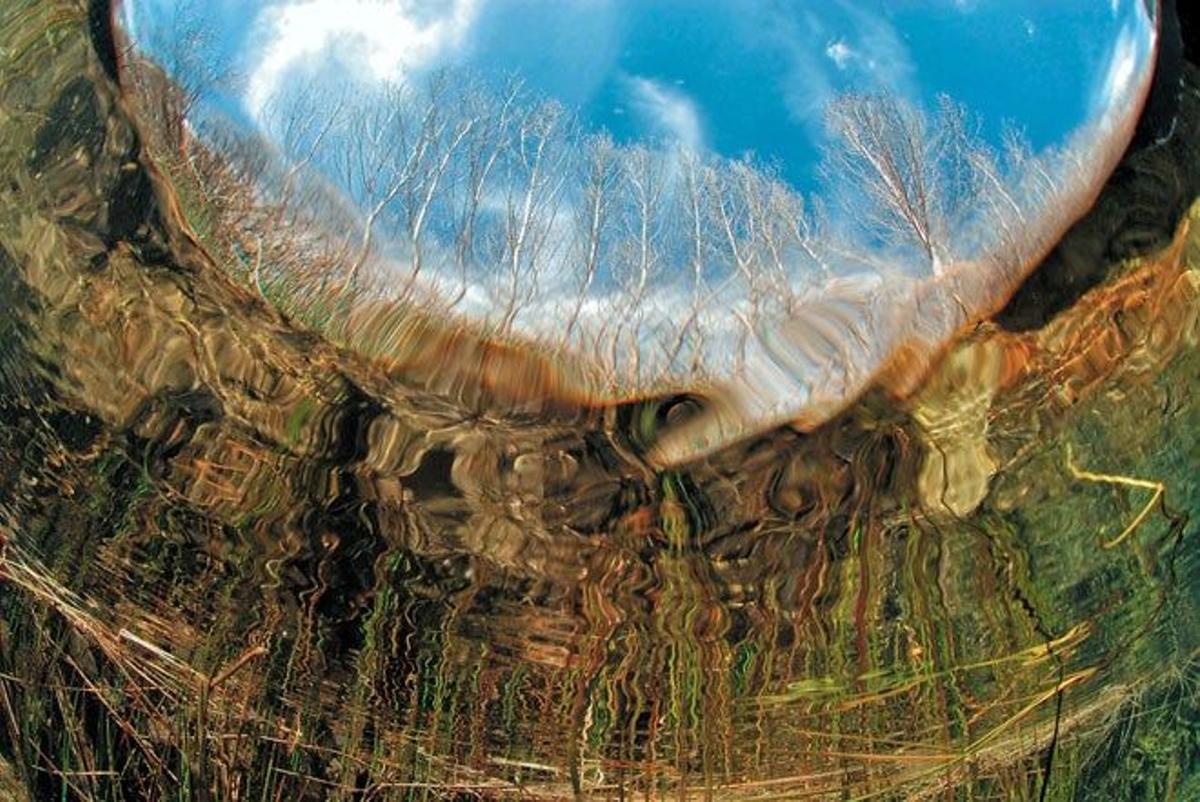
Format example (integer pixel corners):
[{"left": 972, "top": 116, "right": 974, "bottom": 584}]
[
  {"left": 121, "top": 1, "right": 232, "bottom": 157},
  {"left": 823, "top": 93, "right": 981, "bottom": 276},
  {"left": 130, "top": 65, "right": 1051, "bottom": 380},
  {"left": 121, "top": 33, "right": 1145, "bottom": 468}
]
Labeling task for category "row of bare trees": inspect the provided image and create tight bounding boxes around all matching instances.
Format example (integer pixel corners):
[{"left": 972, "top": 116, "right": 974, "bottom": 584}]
[{"left": 125, "top": 46, "right": 1064, "bottom": 391}]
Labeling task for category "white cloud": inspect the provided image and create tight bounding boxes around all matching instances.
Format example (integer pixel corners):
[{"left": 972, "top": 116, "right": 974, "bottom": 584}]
[
  {"left": 839, "top": 4, "right": 915, "bottom": 91},
  {"left": 824, "top": 39, "right": 854, "bottom": 70},
  {"left": 624, "top": 75, "right": 705, "bottom": 150},
  {"left": 752, "top": 2, "right": 915, "bottom": 135},
  {"left": 1093, "top": 25, "right": 1141, "bottom": 114},
  {"left": 244, "top": 0, "right": 480, "bottom": 117}
]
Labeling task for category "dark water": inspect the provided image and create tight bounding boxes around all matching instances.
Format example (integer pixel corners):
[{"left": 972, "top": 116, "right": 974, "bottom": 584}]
[{"left": 1, "top": 2, "right": 1199, "bottom": 800}]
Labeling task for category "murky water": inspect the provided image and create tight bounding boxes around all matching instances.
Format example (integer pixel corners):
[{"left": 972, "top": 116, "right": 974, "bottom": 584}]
[{"left": 1, "top": 2, "right": 1199, "bottom": 800}]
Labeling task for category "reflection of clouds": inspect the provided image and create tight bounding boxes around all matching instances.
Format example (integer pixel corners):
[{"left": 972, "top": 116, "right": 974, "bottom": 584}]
[
  {"left": 623, "top": 76, "right": 705, "bottom": 151},
  {"left": 1092, "top": 19, "right": 1150, "bottom": 116},
  {"left": 244, "top": 0, "right": 480, "bottom": 117},
  {"left": 753, "top": 3, "right": 914, "bottom": 136},
  {"left": 768, "top": 13, "right": 833, "bottom": 131},
  {"left": 834, "top": 3, "right": 915, "bottom": 93},
  {"left": 824, "top": 40, "right": 854, "bottom": 70}
]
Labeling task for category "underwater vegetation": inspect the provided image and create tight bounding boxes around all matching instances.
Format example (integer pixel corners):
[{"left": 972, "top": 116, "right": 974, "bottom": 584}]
[{"left": 0, "top": 0, "right": 1197, "bottom": 799}]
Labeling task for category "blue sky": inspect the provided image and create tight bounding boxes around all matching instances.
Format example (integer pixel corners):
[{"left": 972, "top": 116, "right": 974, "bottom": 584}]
[
  {"left": 116, "top": 0, "right": 1159, "bottom": 461},
  {"left": 122, "top": 0, "right": 1151, "bottom": 194}
]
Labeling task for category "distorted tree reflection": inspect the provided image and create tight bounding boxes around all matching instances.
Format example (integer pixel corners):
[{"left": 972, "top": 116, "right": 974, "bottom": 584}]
[
  {"left": 823, "top": 92, "right": 981, "bottom": 277},
  {"left": 127, "top": 57, "right": 1054, "bottom": 393}
]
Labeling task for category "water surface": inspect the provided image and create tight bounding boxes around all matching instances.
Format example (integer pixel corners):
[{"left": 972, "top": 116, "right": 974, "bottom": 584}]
[{"left": 0, "top": 1, "right": 1198, "bottom": 800}]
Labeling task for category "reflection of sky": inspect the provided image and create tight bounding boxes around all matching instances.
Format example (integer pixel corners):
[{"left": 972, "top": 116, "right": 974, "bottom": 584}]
[{"left": 121, "top": 0, "right": 1152, "bottom": 194}]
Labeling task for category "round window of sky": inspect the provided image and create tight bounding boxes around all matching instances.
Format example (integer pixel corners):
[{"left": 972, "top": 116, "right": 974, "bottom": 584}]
[{"left": 115, "top": 0, "right": 1160, "bottom": 464}]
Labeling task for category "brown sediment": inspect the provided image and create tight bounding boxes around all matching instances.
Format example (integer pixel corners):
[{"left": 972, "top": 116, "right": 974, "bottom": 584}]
[
  {"left": 873, "top": 336, "right": 942, "bottom": 402},
  {"left": 341, "top": 296, "right": 607, "bottom": 413}
]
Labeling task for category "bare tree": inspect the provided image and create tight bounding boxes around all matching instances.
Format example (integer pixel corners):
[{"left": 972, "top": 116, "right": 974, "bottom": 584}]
[
  {"left": 822, "top": 92, "right": 982, "bottom": 276},
  {"left": 563, "top": 133, "right": 618, "bottom": 342},
  {"left": 496, "top": 99, "right": 571, "bottom": 333},
  {"left": 447, "top": 80, "right": 522, "bottom": 309},
  {"left": 657, "top": 148, "right": 716, "bottom": 374}
]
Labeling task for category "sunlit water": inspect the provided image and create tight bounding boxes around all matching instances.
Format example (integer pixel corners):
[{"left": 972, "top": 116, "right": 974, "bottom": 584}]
[{"left": 1, "top": 1, "right": 1199, "bottom": 800}]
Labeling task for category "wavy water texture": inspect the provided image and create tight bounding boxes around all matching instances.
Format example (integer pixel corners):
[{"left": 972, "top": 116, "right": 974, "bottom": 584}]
[{"left": 2, "top": 1, "right": 1199, "bottom": 799}]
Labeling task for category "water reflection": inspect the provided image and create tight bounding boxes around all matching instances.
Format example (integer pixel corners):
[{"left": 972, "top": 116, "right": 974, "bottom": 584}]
[
  {"left": 1, "top": 0, "right": 1198, "bottom": 799},
  {"left": 115, "top": 0, "right": 1160, "bottom": 463}
]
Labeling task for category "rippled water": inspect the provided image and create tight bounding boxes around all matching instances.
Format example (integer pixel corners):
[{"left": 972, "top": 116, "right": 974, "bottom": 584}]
[{"left": 1, "top": 2, "right": 1199, "bottom": 800}]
